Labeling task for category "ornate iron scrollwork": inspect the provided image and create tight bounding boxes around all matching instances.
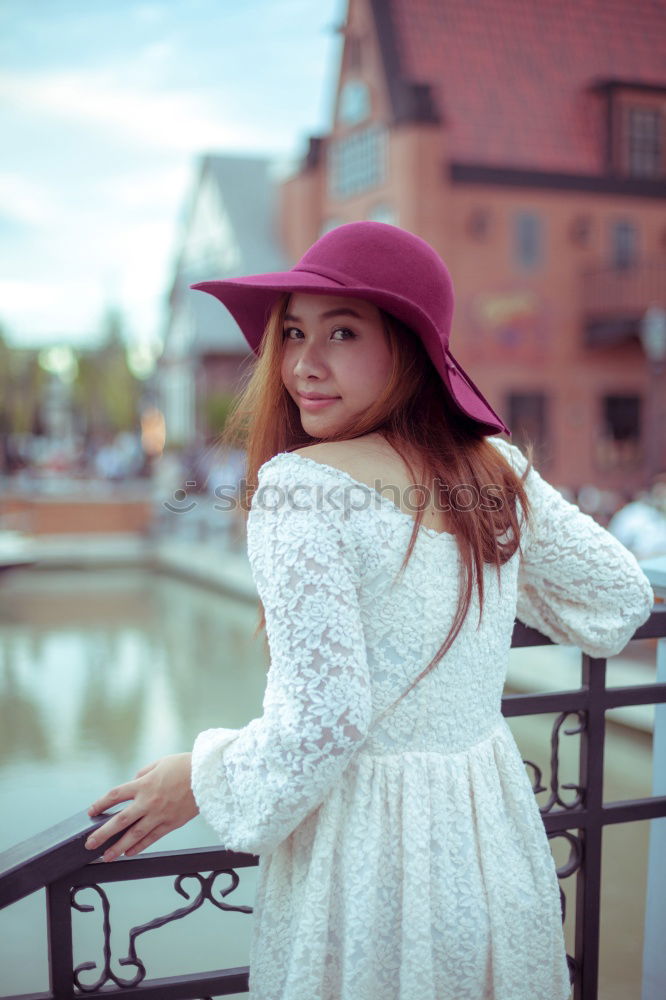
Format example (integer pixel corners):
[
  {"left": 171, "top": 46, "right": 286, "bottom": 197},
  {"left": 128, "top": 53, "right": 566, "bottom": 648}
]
[
  {"left": 523, "top": 714, "right": 586, "bottom": 992},
  {"left": 522, "top": 759, "right": 546, "bottom": 796},
  {"left": 550, "top": 830, "right": 584, "bottom": 882},
  {"left": 71, "top": 869, "right": 253, "bottom": 992},
  {"left": 523, "top": 710, "right": 586, "bottom": 814},
  {"left": 547, "top": 827, "right": 583, "bottom": 987}
]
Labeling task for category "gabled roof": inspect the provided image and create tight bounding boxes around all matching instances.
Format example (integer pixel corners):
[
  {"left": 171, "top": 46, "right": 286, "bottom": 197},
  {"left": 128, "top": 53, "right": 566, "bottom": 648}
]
[
  {"left": 199, "top": 155, "right": 287, "bottom": 276},
  {"left": 372, "top": 0, "right": 665, "bottom": 173},
  {"left": 166, "top": 154, "right": 288, "bottom": 355}
]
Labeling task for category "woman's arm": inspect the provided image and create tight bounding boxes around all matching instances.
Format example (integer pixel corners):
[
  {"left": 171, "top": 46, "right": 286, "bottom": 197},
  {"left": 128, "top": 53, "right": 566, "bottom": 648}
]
[
  {"left": 86, "top": 462, "right": 370, "bottom": 860},
  {"left": 491, "top": 437, "right": 654, "bottom": 656},
  {"left": 189, "top": 465, "right": 371, "bottom": 855}
]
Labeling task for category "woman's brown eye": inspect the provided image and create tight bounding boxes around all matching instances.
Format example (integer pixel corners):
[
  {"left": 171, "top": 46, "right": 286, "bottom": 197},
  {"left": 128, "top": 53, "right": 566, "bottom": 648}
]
[{"left": 282, "top": 327, "right": 355, "bottom": 341}]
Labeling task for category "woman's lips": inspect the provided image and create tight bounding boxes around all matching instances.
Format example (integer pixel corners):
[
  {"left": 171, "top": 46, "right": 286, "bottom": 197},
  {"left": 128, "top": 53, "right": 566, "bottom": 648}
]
[{"left": 298, "top": 395, "right": 341, "bottom": 411}]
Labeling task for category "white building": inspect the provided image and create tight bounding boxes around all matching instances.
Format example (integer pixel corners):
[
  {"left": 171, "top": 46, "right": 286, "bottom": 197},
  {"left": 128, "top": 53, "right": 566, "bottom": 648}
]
[{"left": 160, "top": 154, "right": 288, "bottom": 446}]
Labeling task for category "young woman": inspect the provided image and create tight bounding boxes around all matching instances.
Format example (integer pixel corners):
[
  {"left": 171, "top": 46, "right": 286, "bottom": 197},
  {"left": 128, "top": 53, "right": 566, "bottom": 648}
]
[{"left": 86, "top": 222, "right": 654, "bottom": 1000}]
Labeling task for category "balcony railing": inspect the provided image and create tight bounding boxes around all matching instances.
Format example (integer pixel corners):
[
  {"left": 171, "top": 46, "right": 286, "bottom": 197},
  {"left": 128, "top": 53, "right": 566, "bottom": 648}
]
[
  {"left": 581, "top": 258, "right": 666, "bottom": 348},
  {"left": 582, "top": 258, "right": 666, "bottom": 318},
  {"left": 1, "top": 611, "right": 665, "bottom": 1000}
]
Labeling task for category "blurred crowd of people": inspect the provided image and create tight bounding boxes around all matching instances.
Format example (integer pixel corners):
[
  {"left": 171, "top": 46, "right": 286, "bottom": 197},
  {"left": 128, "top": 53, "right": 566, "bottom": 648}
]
[
  {"left": 0, "top": 430, "right": 149, "bottom": 485},
  {"left": 607, "top": 476, "right": 666, "bottom": 561},
  {"left": 2, "top": 430, "right": 665, "bottom": 560}
]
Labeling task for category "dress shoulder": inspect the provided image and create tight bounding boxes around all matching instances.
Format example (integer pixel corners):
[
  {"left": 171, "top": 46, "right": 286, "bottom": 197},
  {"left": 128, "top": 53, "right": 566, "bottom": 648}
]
[{"left": 255, "top": 450, "right": 362, "bottom": 495}]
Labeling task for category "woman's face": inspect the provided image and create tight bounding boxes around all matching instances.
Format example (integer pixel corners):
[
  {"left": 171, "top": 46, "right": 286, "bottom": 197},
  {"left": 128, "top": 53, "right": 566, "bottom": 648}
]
[{"left": 280, "top": 293, "right": 393, "bottom": 439}]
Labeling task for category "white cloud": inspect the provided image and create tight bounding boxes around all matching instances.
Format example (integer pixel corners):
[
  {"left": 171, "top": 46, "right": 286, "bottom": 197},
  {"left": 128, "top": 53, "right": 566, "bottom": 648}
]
[
  {"left": 0, "top": 278, "right": 105, "bottom": 344},
  {"left": 1, "top": 211, "right": 180, "bottom": 345},
  {"left": 97, "top": 165, "right": 191, "bottom": 211},
  {"left": 0, "top": 68, "right": 291, "bottom": 154},
  {"left": 137, "top": 40, "right": 174, "bottom": 68},
  {"left": 133, "top": 4, "right": 166, "bottom": 26},
  {"left": 0, "top": 0, "right": 343, "bottom": 347},
  {"left": 101, "top": 218, "right": 176, "bottom": 305},
  {"left": 0, "top": 173, "right": 62, "bottom": 227}
]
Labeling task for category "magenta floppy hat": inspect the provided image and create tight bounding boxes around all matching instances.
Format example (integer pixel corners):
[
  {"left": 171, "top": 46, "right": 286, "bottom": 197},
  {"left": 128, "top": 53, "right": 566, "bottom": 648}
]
[{"left": 190, "top": 221, "right": 510, "bottom": 436}]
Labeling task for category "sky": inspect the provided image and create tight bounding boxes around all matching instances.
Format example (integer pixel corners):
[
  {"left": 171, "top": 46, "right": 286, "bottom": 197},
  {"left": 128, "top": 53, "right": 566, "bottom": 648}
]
[{"left": 0, "top": 0, "right": 344, "bottom": 361}]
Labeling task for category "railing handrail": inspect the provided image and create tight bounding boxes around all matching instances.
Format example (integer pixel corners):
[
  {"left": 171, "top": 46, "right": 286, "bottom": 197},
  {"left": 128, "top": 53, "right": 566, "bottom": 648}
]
[
  {"left": 0, "top": 805, "right": 258, "bottom": 910},
  {"left": 0, "top": 809, "right": 118, "bottom": 910}
]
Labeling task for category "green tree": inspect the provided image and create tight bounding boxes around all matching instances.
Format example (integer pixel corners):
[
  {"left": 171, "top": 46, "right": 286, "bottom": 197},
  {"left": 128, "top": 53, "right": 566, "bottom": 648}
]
[
  {"left": 2, "top": 341, "right": 47, "bottom": 435},
  {"left": 202, "top": 390, "right": 237, "bottom": 440},
  {"left": 72, "top": 307, "right": 142, "bottom": 436}
]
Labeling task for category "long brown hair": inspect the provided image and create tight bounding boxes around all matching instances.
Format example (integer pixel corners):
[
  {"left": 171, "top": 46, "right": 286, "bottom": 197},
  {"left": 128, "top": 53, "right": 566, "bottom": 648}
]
[{"left": 218, "top": 292, "right": 534, "bottom": 706}]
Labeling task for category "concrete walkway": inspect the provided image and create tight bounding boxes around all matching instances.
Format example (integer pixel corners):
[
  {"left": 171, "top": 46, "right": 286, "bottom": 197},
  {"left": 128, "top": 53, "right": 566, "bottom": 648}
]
[{"left": 1, "top": 532, "right": 258, "bottom": 602}]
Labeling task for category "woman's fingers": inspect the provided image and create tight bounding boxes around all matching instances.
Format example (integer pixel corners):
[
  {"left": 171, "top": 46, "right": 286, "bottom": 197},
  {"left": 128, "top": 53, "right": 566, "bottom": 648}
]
[
  {"left": 85, "top": 803, "right": 141, "bottom": 853},
  {"left": 88, "top": 780, "right": 138, "bottom": 817},
  {"left": 134, "top": 760, "right": 157, "bottom": 779},
  {"left": 124, "top": 823, "right": 171, "bottom": 858},
  {"left": 97, "top": 818, "right": 162, "bottom": 862}
]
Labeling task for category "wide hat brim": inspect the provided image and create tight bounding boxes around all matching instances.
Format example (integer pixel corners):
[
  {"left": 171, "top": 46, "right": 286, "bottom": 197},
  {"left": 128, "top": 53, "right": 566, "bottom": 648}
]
[{"left": 191, "top": 268, "right": 510, "bottom": 436}]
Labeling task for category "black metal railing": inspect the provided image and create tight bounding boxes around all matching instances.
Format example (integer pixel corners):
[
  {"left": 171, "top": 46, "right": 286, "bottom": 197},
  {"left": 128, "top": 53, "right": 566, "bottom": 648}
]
[
  {"left": 506, "top": 610, "right": 666, "bottom": 998},
  {"left": 1, "top": 610, "right": 665, "bottom": 1000}
]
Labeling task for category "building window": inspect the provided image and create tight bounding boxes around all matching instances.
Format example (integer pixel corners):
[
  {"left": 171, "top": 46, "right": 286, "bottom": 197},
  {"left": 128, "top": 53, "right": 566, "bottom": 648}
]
[
  {"left": 569, "top": 214, "right": 592, "bottom": 248},
  {"left": 338, "top": 79, "right": 371, "bottom": 126},
  {"left": 514, "top": 212, "right": 542, "bottom": 271},
  {"left": 595, "top": 394, "right": 642, "bottom": 469},
  {"left": 328, "top": 124, "right": 387, "bottom": 199},
  {"left": 626, "top": 107, "right": 663, "bottom": 178},
  {"left": 610, "top": 220, "right": 638, "bottom": 270},
  {"left": 468, "top": 207, "right": 491, "bottom": 241},
  {"left": 506, "top": 392, "right": 548, "bottom": 462}
]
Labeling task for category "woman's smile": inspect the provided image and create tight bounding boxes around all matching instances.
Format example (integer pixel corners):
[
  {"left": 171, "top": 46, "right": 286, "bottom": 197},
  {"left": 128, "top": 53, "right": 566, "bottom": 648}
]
[{"left": 297, "top": 393, "right": 342, "bottom": 411}]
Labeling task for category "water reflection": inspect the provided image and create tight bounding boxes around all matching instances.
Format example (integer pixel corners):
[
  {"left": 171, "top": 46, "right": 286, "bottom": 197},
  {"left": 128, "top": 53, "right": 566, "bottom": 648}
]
[{"left": 0, "top": 568, "right": 268, "bottom": 848}]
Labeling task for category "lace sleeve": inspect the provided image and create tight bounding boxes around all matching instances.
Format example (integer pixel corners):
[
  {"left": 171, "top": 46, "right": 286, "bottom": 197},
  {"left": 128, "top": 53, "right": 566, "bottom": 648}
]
[
  {"left": 190, "top": 459, "right": 371, "bottom": 856},
  {"left": 490, "top": 437, "right": 654, "bottom": 657}
]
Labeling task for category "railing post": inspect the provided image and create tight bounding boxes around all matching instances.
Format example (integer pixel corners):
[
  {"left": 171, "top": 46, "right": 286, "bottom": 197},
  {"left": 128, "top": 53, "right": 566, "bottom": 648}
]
[
  {"left": 47, "top": 876, "right": 74, "bottom": 1000},
  {"left": 574, "top": 654, "right": 606, "bottom": 1000},
  {"left": 642, "top": 557, "right": 666, "bottom": 1000}
]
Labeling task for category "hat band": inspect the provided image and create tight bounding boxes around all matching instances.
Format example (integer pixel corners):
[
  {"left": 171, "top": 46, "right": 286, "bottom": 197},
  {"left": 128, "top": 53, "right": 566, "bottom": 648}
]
[{"left": 291, "top": 264, "right": 357, "bottom": 287}]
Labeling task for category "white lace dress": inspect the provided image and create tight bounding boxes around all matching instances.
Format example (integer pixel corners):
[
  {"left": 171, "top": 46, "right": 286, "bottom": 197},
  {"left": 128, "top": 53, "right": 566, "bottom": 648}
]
[{"left": 191, "top": 436, "right": 653, "bottom": 1000}]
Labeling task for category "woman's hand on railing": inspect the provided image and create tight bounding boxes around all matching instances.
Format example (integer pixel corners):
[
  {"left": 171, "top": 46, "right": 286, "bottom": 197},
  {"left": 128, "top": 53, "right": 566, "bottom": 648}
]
[{"left": 83, "top": 753, "right": 200, "bottom": 862}]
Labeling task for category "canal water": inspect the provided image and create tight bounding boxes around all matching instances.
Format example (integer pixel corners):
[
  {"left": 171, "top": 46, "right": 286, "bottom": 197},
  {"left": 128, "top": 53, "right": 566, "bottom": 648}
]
[{"left": 0, "top": 567, "right": 657, "bottom": 998}]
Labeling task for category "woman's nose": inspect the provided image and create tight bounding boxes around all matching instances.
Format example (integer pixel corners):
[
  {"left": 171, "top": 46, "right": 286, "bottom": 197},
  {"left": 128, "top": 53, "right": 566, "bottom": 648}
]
[{"left": 292, "top": 341, "right": 328, "bottom": 378}]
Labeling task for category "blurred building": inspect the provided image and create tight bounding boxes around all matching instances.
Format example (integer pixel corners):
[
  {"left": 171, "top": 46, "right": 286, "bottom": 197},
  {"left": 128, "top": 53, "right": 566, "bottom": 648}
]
[
  {"left": 161, "top": 154, "right": 288, "bottom": 445},
  {"left": 279, "top": 0, "right": 666, "bottom": 492}
]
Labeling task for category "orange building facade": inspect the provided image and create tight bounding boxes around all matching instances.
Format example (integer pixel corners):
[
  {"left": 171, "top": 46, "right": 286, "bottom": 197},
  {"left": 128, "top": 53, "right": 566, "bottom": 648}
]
[{"left": 279, "top": 0, "right": 666, "bottom": 495}]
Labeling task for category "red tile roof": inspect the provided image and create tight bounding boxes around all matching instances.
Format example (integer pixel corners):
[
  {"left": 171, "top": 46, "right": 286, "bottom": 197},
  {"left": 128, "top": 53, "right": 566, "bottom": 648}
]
[{"left": 387, "top": 0, "right": 666, "bottom": 173}]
